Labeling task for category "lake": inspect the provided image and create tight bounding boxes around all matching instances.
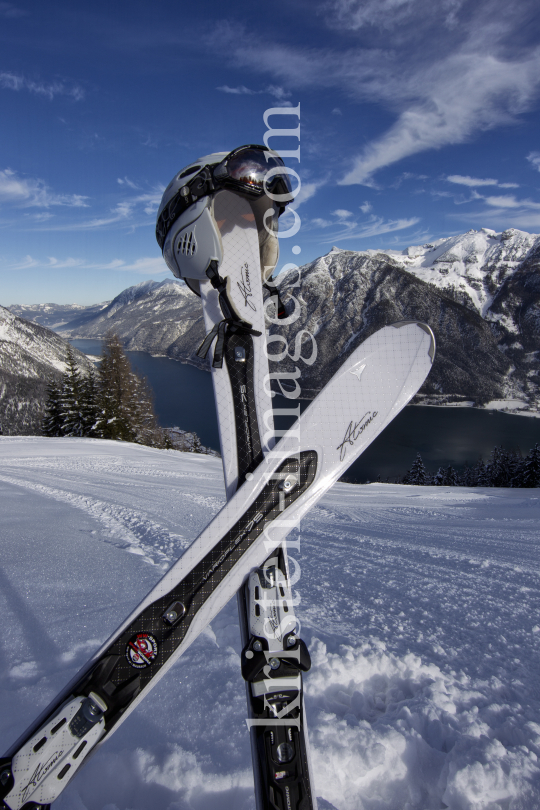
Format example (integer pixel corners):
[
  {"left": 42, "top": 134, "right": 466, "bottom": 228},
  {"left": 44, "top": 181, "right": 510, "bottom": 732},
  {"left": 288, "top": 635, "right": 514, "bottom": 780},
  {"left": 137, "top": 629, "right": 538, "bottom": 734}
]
[{"left": 71, "top": 339, "right": 540, "bottom": 483}]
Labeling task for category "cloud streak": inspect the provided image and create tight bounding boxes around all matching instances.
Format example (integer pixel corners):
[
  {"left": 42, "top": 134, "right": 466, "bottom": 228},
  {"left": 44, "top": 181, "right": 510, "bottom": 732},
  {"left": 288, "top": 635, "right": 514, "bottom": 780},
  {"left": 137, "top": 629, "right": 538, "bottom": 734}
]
[
  {"left": 340, "top": 49, "right": 540, "bottom": 185},
  {"left": 7, "top": 255, "right": 168, "bottom": 275},
  {"left": 0, "top": 71, "right": 84, "bottom": 101},
  {"left": 220, "top": 2, "right": 540, "bottom": 185},
  {"left": 0, "top": 169, "right": 88, "bottom": 208},
  {"left": 305, "top": 208, "right": 419, "bottom": 243},
  {"left": 216, "top": 84, "right": 291, "bottom": 101},
  {"left": 446, "top": 175, "right": 519, "bottom": 189}
]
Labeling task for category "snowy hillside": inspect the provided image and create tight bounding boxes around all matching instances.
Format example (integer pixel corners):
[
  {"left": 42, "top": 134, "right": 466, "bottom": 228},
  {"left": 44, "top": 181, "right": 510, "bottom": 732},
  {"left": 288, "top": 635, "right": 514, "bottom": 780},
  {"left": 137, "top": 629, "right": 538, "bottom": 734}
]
[
  {"left": 7, "top": 301, "right": 110, "bottom": 331},
  {"left": 0, "top": 307, "right": 94, "bottom": 434},
  {"left": 55, "top": 278, "right": 207, "bottom": 367},
  {"left": 0, "top": 437, "right": 538, "bottom": 810}
]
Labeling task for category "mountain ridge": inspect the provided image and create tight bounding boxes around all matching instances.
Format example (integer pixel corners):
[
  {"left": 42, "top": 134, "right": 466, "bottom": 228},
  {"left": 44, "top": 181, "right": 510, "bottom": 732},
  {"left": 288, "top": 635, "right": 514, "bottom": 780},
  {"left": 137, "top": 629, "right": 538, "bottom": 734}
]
[{"left": 6, "top": 227, "right": 540, "bottom": 414}]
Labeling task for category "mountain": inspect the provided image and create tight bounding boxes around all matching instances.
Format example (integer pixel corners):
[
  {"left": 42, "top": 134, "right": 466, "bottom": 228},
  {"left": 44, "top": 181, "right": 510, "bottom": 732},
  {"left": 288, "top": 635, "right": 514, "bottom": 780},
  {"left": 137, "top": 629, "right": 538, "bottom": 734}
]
[
  {"left": 0, "top": 306, "right": 94, "bottom": 435},
  {"left": 7, "top": 301, "right": 110, "bottom": 330},
  {"left": 9, "top": 227, "right": 540, "bottom": 412},
  {"left": 285, "top": 227, "right": 538, "bottom": 406},
  {"left": 52, "top": 279, "right": 207, "bottom": 368}
]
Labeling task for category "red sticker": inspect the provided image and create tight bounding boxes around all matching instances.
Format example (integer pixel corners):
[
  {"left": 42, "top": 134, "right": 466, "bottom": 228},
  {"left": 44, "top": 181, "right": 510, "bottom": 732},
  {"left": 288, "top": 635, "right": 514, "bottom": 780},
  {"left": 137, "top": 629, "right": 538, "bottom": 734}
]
[{"left": 126, "top": 633, "right": 158, "bottom": 669}]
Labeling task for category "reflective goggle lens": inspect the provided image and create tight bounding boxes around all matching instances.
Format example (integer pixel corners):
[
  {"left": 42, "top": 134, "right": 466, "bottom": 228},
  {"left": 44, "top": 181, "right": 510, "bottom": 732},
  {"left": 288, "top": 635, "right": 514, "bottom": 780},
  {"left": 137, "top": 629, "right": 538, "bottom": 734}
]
[{"left": 222, "top": 148, "right": 293, "bottom": 197}]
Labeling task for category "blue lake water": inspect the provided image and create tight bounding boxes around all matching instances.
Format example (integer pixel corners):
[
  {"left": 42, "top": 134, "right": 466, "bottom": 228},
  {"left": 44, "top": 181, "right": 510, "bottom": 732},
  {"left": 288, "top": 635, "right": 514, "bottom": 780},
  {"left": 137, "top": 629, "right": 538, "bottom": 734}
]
[{"left": 72, "top": 339, "right": 540, "bottom": 483}]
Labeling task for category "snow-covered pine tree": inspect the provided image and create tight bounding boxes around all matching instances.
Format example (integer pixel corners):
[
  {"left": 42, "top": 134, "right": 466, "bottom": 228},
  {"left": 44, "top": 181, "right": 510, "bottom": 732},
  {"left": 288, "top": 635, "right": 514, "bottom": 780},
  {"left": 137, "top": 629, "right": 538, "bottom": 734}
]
[
  {"left": 473, "top": 458, "right": 489, "bottom": 486},
  {"left": 432, "top": 467, "right": 445, "bottom": 485},
  {"left": 80, "top": 371, "right": 101, "bottom": 437},
  {"left": 517, "top": 443, "right": 540, "bottom": 488},
  {"left": 42, "top": 378, "right": 63, "bottom": 437},
  {"left": 94, "top": 332, "right": 168, "bottom": 447},
  {"left": 60, "top": 347, "right": 86, "bottom": 437},
  {"left": 129, "top": 371, "right": 168, "bottom": 448},
  {"left": 403, "top": 453, "right": 428, "bottom": 485},
  {"left": 445, "top": 466, "right": 459, "bottom": 486},
  {"left": 94, "top": 333, "right": 137, "bottom": 442},
  {"left": 486, "top": 446, "right": 521, "bottom": 487}
]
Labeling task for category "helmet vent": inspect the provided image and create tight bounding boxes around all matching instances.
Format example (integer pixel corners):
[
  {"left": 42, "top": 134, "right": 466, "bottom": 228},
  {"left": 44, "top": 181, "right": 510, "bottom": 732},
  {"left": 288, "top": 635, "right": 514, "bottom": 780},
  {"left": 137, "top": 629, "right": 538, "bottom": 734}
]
[{"left": 177, "top": 231, "right": 197, "bottom": 256}]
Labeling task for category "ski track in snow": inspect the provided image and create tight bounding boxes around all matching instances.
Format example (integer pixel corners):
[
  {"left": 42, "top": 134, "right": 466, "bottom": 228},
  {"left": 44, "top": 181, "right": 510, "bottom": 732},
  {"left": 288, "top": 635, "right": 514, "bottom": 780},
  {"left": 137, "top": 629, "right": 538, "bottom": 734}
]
[
  {"left": 0, "top": 471, "right": 188, "bottom": 568},
  {"left": 1, "top": 437, "right": 540, "bottom": 810}
]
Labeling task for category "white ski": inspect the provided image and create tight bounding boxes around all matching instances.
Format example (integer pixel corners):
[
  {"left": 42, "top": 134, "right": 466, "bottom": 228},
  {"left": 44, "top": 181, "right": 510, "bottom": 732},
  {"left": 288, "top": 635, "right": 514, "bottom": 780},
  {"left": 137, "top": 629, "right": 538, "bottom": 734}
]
[{"left": 0, "top": 321, "right": 435, "bottom": 810}]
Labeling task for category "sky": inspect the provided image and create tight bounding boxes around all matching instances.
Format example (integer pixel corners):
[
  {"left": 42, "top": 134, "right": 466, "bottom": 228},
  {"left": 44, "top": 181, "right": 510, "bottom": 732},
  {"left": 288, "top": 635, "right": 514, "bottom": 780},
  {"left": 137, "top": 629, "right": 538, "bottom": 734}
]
[{"left": 1, "top": 0, "right": 540, "bottom": 305}]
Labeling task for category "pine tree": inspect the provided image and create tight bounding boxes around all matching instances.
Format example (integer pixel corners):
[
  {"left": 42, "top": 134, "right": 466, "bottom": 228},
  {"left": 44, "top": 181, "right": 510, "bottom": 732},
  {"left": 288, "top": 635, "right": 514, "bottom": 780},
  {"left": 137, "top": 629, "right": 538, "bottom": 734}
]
[
  {"left": 432, "top": 467, "right": 446, "bottom": 485},
  {"left": 474, "top": 458, "right": 489, "bottom": 487},
  {"left": 42, "top": 378, "right": 63, "bottom": 436},
  {"left": 129, "top": 371, "right": 167, "bottom": 448},
  {"left": 60, "top": 347, "right": 86, "bottom": 437},
  {"left": 518, "top": 443, "right": 540, "bottom": 488},
  {"left": 445, "top": 466, "right": 459, "bottom": 486},
  {"left": 403, "top": 453, "right": 428, "bottom": 485},
  {"left": 94, "top": 332, "right": 167, "bottom": 447},
  {"left": 80, "top": 371, "right": 101, "bottom": 437}
]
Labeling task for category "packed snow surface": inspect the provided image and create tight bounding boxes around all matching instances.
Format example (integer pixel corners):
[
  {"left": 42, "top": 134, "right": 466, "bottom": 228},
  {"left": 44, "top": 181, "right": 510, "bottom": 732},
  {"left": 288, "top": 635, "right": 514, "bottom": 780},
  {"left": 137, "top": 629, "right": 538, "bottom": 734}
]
[{"left": 0, "top": 437, "right": 539, "bottom": 810}]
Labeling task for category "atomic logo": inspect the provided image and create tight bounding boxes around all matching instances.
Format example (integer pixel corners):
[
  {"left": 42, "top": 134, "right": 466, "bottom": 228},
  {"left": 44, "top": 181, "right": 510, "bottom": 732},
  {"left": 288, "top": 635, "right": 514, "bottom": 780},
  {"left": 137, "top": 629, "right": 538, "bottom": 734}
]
[{"left": 126, "top": 633, "right": 158, "bottom": 669}]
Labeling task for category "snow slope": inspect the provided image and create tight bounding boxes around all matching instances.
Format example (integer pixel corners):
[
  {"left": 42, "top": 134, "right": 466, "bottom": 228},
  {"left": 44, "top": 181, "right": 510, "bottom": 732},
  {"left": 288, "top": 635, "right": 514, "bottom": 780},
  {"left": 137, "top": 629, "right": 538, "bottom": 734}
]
[{"left": 0, "top": 437, "right": 539, "bottom": 810}]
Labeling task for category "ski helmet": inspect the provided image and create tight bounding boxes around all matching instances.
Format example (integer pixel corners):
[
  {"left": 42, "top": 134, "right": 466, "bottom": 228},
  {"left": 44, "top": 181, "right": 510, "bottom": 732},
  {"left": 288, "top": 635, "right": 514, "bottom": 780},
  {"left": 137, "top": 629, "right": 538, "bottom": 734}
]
[{"left": 156, "top": 145, "right": 294, "bottom": 294}]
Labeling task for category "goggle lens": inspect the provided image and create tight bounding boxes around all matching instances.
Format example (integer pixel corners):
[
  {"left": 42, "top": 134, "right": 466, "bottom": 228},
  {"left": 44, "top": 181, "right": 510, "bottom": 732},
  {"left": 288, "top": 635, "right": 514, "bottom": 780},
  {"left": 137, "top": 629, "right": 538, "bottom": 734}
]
[{"left": 223, "top": 148, "right": 293, "bottom": 196}]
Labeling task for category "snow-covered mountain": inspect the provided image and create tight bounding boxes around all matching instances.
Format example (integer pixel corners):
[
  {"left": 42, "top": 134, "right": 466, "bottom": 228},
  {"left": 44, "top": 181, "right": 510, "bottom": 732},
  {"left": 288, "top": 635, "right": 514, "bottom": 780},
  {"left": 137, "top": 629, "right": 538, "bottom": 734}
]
[
  {"left": 273, "top": 231, "right": 540, "bottom": 408},
  {"left": 0, "top": 306, "right": 94, "bottom": 434},
  {"left": 367, "top": 227, "right": 540, "bottom": 318},
  {"left": 7, "top": 300, "right": 110, "bottom": 330},
  {"left": 9, "top": 228, "right": 540, "bottom": 411},
  {"left": 54, "top": 278, "right": 207, "bottom": 367}
]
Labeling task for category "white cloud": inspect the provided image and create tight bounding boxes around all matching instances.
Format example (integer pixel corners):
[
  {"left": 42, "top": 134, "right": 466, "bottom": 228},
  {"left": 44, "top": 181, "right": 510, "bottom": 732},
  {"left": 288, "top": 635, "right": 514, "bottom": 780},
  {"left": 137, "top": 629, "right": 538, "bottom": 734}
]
[
  {"left": 332, "top": 108, "right": 342, "bottom": 115},
  {"left": 360, "top": 201, "right": 372, "bottom": 213},
  {"left": 340, "top": 48, "right": 540, "bottom": 185},
  {"left": 0, "top": 71, "right": 84, "bottom": 101},
  {"left": 325, "top": 0, "right": 423, "bottom": 31},
  {"left": 527, "top": 152, "right": 540, "bottom": 172},
  {"left": 117, "top": 177, "right": 139, "bottom": 190},
  {"left": 306, "top": 208, "right": 418, "bottom": 242},
  {"left": 7, "top": 255, "right": 168, "bottom": 275},
  {"left": 0, "top": 168, "right": 88, "bottom": 208},
  {"left": 217, "top": 84, "right": 256, "bottom": 95},
  {"left": 289, "top": 180, "right": 325, "bottom": 209},
  {"left": 221, "top": 7, "right": 540, "bottom": 186},
  {"left": 447, "top": 175, "right": 518, "bottom": 188},
  {"left": 216, "top": 84, "right": 291, "bottom": 101},
  {"left": 325, "top": 215, "right": 420, "bottom": 241},
  {"left": 31, "top": 187, "right": 164, "bottom": 231},
  {"left": 483, "top": 195, "right": 540, "bottom": 210}
]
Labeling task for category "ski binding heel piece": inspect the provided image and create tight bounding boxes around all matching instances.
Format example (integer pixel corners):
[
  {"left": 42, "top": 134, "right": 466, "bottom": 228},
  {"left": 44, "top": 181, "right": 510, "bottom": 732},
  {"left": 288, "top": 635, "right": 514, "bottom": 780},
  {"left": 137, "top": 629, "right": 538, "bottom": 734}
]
[{"left": 3, "top": 693, "right": 107, "bottom": 810}]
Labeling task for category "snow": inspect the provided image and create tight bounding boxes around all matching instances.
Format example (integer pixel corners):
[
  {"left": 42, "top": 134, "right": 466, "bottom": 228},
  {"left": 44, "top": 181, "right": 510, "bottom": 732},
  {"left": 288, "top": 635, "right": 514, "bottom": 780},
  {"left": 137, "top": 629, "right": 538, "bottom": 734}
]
[
  {"left": 332, "top": 228, "right": 540, "bottom": 319},
  {"left": 1, "top": 437, "right": 539, "bottom": 810}
]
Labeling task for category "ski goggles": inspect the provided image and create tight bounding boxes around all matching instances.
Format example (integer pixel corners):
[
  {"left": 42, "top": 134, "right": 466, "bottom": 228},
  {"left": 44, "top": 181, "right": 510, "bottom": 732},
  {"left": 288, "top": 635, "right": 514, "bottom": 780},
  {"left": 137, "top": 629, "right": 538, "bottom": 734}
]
[{"left": 156, "top": 144, "right": 294, "bottom": 250}]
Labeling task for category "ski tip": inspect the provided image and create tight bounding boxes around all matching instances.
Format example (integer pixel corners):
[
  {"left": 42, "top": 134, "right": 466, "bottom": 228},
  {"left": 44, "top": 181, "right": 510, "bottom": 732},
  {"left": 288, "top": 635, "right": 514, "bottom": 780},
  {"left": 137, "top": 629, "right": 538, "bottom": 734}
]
[{"left": 391, "top": 320, "right": 436, "bottom": 362}]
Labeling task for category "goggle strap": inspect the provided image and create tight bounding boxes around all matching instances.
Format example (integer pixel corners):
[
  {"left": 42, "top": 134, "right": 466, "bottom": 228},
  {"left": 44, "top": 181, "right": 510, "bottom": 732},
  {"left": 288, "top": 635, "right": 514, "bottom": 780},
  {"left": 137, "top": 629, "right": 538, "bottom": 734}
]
[
  {"left": 263, "top": 283, "right": 288, "bottom": 320},
  {"left": 196, "top": 262, "right": 262, "bottom": 367}
]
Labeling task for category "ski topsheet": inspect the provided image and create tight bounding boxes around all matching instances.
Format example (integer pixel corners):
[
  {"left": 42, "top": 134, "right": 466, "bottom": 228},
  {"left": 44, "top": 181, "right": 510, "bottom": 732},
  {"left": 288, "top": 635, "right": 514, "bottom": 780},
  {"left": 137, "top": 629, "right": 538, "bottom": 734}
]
[
  {"left": 199, "top": 189, "right": 275, "bottom": 497},
  {"left": 195, "top": 190, "right": 316, "bottom": 810},
  {"left": 0, "top": 321, "right": 435, "bottom": 810}
]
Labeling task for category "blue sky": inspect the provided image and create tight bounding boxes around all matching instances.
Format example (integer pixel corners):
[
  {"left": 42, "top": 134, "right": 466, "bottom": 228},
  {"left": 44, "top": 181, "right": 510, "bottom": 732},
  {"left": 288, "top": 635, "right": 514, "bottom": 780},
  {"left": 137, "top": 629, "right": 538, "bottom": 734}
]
[{"left": 1, "top": 0, "right": 540, "bottom": 305}]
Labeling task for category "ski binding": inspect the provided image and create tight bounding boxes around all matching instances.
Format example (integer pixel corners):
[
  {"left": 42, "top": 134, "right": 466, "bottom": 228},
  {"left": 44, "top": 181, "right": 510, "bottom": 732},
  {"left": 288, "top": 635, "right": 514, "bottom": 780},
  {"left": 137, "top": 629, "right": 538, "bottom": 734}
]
[{"left": 1, "top": 692, "right": 107, "bottom": 810}]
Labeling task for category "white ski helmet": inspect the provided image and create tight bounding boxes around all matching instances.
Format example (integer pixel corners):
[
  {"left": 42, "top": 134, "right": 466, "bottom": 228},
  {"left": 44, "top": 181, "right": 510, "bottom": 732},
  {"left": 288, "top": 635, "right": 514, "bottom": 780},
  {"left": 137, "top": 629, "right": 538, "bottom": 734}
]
[{"left": 156, "top": 145, "right": 294, "bottom": 295}]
